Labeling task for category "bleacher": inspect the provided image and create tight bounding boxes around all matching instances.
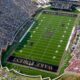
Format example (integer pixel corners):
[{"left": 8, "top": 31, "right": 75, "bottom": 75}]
[
  {"left": 65, "top": 26, "right": 80, "bottom": 74},
  {"left": 0, "top": 0, "right": 37, "bottom": 50},
  {"left": 13, "top": 0, "right": 37, "bottom": 17},
  {"left": 50, "top": 0, "right": 80, "bottom": 11}
]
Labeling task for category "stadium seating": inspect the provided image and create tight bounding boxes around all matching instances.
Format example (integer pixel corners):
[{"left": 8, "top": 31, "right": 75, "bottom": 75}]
[
  {"left": 0, "top": 0, "right": 37, "bottom": 49},
  {"left": 50, "top": 0, "right": 73, "bottom": 10},
  {"left": 50, "top": 0, "right": 80, "bottom": 11},
  {"left": 65, "top": 26, "right": 80, "bottom": 74}
]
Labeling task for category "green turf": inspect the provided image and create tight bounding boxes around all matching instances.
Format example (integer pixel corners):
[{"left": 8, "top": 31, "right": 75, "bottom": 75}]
[
  {"left": 13, "top": 13, "right": 75, "bottom": 66},
  {"left": 7, "top": 63, "right": 57, "bottom": 79}
]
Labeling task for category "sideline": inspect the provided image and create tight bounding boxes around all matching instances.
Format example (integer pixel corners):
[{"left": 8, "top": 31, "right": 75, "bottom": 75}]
[{"left": 19, "top": 21, "right": 35, "bottom": 43}]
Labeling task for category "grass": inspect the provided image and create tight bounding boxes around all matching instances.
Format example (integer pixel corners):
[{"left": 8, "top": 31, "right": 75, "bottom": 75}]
[
  {"left": 7, "top": 63, "right": 57, "bottom": 79},
  {"left": 0, "top": 67, "right": 42, "bottom": 80},
  {"left": 59, "top": 51, "right": 72, "bottom": 74},
  {"left": 2, "top": 11, "right": 77, "bottom": 79},
  {"left": 12, "top": 12, "right": 75, "bottom": 66}
]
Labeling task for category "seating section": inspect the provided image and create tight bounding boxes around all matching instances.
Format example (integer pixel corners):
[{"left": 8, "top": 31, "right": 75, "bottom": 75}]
[
  {"left": 50, "top": 0, "right": 73, "bottom": 10},
  {"left": 13, "top": 0, "right": 37, "bottom": 17},
  {"left": 65, "top": 26, "right": 80, "bottom": 74},
  {"left": 0, "top": 0, "right": 37, "bottom": 49}
]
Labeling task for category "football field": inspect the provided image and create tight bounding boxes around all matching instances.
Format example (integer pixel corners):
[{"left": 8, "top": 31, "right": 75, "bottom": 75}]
[{"left": 12, "top": 12, "right": 76, "bottom": 67}]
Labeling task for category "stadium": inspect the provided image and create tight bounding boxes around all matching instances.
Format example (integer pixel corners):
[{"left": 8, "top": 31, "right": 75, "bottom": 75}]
[{"left": 0, "top": 0, "right": 80, "bottom": 80}]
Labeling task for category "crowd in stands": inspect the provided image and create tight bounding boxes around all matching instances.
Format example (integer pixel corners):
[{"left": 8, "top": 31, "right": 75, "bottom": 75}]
[
  {"left": 50, "top": 1, "right": 73, "bottom": 10},
  {"left": 13, "top": 0, "right": 37, "bottom": 17},
  {"left": 0, "top": 0, "right": 37, "bottom": 50},
  {"left": 65, "top": 26, "right": 80, "bottom": 74},
  {"left": 50, "top": 0, "right": 73, "bottom": 10},
  {"left": 50, "top": 0, "right": 80, "bottom": 11}
]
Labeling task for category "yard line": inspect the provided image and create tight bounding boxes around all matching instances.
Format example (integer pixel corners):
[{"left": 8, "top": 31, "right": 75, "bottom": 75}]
[
  {"left": 62, "top": 35, "right": 65, "bottom": 38},
  {"left": 39, "top": 24, "right": 41, "bottom": 25},
  {"left": 55, "top": 50, "right": 59, "bottom": 53},
  {"left": 41, "top": 33, "right": 55, "bottom": 61},
  {"left": 19, "top": 50, "right": 23, "bottom": 53},
  {"left": 24, "top": 45, "right": 26, "bottom": 48},
  {"left": 41, "top": 20, "right": 43, "bottom": 22},
  {"left": 60, "top": 40, "right": 63, "bottom": 43},
  {"left": 27, "top": 19, "right": 49, "bottom": 59},
  {"left": 68, "top": 23, "right": 70, "bottom": 25},
  {"left": 66, "top": 27, "right": 68, "bottom": 29},
  {"left": 43, "top": 17, "right": 46, "bottom": 19},
  {"left": 33, "top": 31, "right": 36, "bottom": 33},
  {"left": 64, "top": 30, "right": 66, "bottom": 33},
  {"left": 28, "top": 31, "right": 44, "bottom": 59},
  {"left": 30, "top": 35, "right": 33, "bottom": 38},
  {"left": 58, "top": 45, "right": 61, "bottom": 48},
  {"left": 69, "top": 19, "right": 71, "bottom": 22},
  {"left": 36, "top": 27, "right": 39, "bottom": 29},
  {"left": 53, "top": 56, "right": 56, "bottom": 59}
]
